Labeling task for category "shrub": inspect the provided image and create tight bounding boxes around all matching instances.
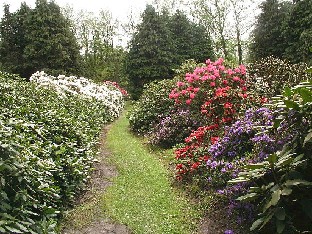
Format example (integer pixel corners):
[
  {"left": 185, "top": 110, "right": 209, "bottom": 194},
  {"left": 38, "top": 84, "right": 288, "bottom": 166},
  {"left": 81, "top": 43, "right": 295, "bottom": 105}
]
[
  {"left": 104, "top": 80, "right": 128, "bottom": 97},
  {"left": 172, "top": 58, "right": 260, "bottom": 182},
  {"left": 128, "top": 79, "right": 176, "bottom": 135},
  {"left": 247, "top": 56, "right": 311, "bottom": 98},
  {"left": 0, "top": 71, "right": 124, "bottom": 233},
  {"left": 30, "top": 71, "right": 124, "bottom": 118},
  {"left": 230, "top": 80, "right": 312, "bottom": 233},
  {"left": 128, "top": 59, "right": 203, "bottom": 136},
  {"left": 148, "top": 109, "right": 203, "bottom": 148}
]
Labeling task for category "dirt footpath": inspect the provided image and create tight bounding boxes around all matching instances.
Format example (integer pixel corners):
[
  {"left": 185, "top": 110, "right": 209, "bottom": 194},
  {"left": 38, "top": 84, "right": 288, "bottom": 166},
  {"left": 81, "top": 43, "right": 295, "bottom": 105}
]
[{"left": 62, "top": 127, "right": 131, "bottom": 234}]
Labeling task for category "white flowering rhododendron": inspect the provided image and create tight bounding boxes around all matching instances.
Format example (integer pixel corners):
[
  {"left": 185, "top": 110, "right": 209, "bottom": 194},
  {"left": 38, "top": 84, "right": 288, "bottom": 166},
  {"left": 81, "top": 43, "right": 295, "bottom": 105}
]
[{"left": 30, "top": 71, "right": 124, "bottom": 118}]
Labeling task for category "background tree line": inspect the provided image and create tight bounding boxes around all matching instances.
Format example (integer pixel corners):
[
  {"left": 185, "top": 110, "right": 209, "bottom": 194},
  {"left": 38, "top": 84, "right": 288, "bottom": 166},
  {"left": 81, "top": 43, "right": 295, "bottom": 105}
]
[
  {"left": 0, "top": 0, "right": 311, "bottom": 98},
  {"left": 0, "top": 0, "right": 127, "bottom": 83},
  {"left": 249, "top": 0, "right": 312, "bottom": 64}
]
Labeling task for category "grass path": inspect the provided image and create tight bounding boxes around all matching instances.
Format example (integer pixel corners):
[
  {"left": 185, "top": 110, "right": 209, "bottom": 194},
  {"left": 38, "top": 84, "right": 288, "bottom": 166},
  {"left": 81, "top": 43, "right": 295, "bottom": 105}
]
[{"left": 103, "top": 109, "right": 199, "bottom": 234}]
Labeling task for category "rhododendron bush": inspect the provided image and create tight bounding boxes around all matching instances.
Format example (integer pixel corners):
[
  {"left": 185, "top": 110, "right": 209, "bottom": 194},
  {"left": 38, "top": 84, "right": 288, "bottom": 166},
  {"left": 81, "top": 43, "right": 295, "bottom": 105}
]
[
  {"left": 0, "top": 71, "right": 124, "bottom": 233},
  {"left": 128, "top": 59, "right": 203, "bottom": 140},
  {"left": 30, "top": 71, "right": 124, "bottom": 119},
  {"left": 171, "top": 58, "right": 312, "bottom": 232},
  {"left": 172, "top": 58, "right": 261, "bottom": 181}
]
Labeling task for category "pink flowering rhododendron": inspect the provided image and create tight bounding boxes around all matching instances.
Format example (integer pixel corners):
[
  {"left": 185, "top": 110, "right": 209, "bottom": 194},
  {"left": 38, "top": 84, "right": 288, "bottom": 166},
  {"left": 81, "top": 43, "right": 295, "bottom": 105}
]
[{"left": 170, "top": 58, "right": 261, "bottom": 181}]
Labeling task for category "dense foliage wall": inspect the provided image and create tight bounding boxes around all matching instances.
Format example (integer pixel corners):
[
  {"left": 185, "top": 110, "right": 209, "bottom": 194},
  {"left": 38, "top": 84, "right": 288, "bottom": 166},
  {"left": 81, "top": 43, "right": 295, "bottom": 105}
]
[
  {"left": 128, "top": 56, "right": 312, "bottom": 233},
  {"left": 249, "top": 0, "right": 312, "bottom": 64},
  {"left": 0, "top": 71, "right": 124, "bottom": 233}
]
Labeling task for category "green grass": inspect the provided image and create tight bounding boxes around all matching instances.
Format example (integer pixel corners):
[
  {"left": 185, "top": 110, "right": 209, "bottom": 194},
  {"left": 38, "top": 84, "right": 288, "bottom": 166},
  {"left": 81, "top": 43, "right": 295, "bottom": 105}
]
[{"left": 103, "top": 110, "right": 200, "bottom": 234}]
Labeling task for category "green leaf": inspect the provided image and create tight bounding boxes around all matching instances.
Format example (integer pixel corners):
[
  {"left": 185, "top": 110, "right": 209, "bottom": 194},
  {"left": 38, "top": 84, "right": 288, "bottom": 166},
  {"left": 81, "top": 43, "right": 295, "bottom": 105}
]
[
  {"left": 283, "top": 100, "right": 300, "bottom": 110},
  {"left": 275, "top": 207, "right": 286, "bottom": 221},
  {"left": 276, "top": 157, "right": 293, "bottom": 168},
  {"left": 276, "top": 220, "right": 285, "bottom": 234},
  {"left": 5, "top": 226, "right": 23, "bottom": 233},
  {"left": 283, "top": 87, "right": 292, "bottom": 97},
  {"left": 273, "top": 119, "right": 283, "bottom": 128},
  {"left": 281, "top": 188, "right": 292, "bottom": 196},
  {"left": 0, "top": 227, "right": 6, "bottom": 233},
  {"left": 237, "top": 193, "right": 258, "bottom": 202},
  {"left": 298, "top": 88, "right": 312, "bottom": 103},
  {"left": 271, "top": 190, "right": 282, "bottom": 206},
  {"left": 284, "top": 179, "right": 312, "bottom": 187},
  {"left": 249, "top": 186, "right": 261, "bottom": 193},
  {"left": 228, "top": 177, "right": 250, "bottom": 183},
  {"left": 250, "top": 217, "right": 264, "bottom": 231},
  {"left": 244, "top": 163, "right": 266, "bottom": 170},
  {"left": 15, "top": 223, "right": 28, "bottom": 232},
  {"left": 304, "top": 131, "right": 312, "bottom": 146},
  {"left": 307, "top": 67, "right": 312, "bottom": 73},
  {"left": 264, "top": 190, "right": 281, "bottom": 212},
  {"left": 268, "top": 153, "right": 278, "bottom": 165},
  {"left": 260, "top": 211, "right": 276, "bottom": 230}
]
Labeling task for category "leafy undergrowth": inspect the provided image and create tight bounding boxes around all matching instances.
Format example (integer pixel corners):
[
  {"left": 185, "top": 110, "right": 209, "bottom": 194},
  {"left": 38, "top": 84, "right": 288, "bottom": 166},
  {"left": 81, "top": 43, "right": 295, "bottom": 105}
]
[
  {"left": 0, "top": 71, "right": 124, "bottom": 233},
  {"left": 103, "top": 109, "right": 200, "bottom": 234}
]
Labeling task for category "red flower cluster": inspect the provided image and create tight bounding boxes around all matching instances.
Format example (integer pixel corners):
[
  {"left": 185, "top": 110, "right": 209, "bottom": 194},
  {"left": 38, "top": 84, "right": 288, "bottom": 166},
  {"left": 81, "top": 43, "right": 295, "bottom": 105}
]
[
  {"left": 174, "top": 124, "right": 218, "bottom": 180},
  {"left": 104, "top": 80, "right": 128, "bottom": 97},
  {"left": 169, "top": 58, "right": 248, "bottom": 126}
]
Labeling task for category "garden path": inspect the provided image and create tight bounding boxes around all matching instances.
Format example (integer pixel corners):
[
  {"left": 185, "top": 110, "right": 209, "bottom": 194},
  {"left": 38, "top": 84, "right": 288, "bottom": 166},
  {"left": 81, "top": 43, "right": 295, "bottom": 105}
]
[
  {"left": 61, "top": 113, "right": 234, "bottom": 234},
  {"left": 61, "top": 126, "right": 131, "bottom": 234}
]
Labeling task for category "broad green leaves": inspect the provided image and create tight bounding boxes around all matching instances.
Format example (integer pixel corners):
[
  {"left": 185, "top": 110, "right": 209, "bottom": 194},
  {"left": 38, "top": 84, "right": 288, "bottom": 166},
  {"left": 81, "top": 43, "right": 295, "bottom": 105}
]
[
  {"left": 0, "top": 71, "right": 124, "bottom": 233},
  {"left": 230, "top": 78, "right": 312, "bottom": 233}
]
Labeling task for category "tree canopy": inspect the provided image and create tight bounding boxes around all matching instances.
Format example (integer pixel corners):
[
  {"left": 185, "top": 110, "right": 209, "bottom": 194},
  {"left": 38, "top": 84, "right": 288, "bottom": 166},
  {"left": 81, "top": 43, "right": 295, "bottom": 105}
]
[
  {"left": 126, "top": 5, "right": 214, "bottom": 99},
  {"left": 249, "top": 0, "right": 312, "bottom": 64},
  {"left": 0, "top": 0, "right": 81, "bottom": 78}
]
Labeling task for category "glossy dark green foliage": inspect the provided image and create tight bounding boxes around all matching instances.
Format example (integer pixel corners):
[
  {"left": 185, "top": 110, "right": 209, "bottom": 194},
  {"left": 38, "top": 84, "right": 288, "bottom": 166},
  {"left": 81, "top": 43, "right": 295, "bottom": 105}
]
[{"left": 0, "top": 71, "right": 112, "bottom": 233}]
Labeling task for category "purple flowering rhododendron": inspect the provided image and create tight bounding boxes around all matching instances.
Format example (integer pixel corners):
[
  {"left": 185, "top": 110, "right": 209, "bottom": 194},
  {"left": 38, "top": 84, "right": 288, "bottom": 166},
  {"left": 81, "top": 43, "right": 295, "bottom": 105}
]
[
  {"left": 205, "top": 108, "right": 275, "bottom": 187},
  {"left": 205, "top": 107, "right": 307, "bottom": 227}
]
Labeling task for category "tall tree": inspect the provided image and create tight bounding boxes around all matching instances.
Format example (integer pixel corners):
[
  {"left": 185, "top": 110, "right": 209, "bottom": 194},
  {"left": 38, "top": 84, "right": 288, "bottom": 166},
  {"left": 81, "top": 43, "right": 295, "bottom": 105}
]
[
  {"left": 169, "top": 10, "right": 215, "bottom": 65},
  {"left": 23, "top": 0, "right": 81, "bottom": 77},
  {"left": 62, "top": 6, "right": 128, "bottom": 84},
  {"left": 249, "top": 0, "right": 292, "bottom": 62},
  {"left": 194, "top": 0, "right": 231, "bottom": 60},
  {"left": 284, "top": 0, "right": 312, "bottom": 64},
  {"left": 229, "top": 0, "right": 246, "bottom": 64},
  {"left": 0, "top": 0, "right": 82, "bottom": 78},
  {"left": 193, "top": 0, "right": 260, "bottom": 64},
  {"left": 0, "top": 3, "right": 30, "bottom": 75},
  {"left": 126, "top": 5, "right": 176, "bottom": 99}
]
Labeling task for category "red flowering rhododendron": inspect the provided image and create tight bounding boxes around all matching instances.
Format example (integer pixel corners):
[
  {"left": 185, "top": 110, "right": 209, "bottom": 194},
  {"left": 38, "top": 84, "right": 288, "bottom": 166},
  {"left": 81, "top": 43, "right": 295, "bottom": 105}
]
[
  {"left": 104, "top": 80, "right": 128, "bottom": 97},
  {"left": 170, "top": 58, "right": 258, "bottom": 181}
]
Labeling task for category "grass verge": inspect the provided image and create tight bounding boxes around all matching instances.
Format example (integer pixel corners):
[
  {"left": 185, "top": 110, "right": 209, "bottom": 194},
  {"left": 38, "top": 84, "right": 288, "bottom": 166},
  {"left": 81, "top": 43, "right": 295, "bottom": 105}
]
[{"left": 103, "top": 110, "right": 200, "bottom": 234}]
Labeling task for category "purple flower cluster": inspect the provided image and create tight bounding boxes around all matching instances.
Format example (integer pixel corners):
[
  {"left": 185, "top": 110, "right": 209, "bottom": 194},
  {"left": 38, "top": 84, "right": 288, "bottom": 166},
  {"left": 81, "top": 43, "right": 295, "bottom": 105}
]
[
  {"left": 205, "top": 107, "right": 305, "bottom": 190},
  {"left": 148, "top": 108, "right": 202, "bottom": 147},
  {"left": 224, "top": 230, "right": 234, "bottom": 234},
  {"left": 209, "top": 108, "right": 274, "bottom": 160},
  {"left": 204, "top": 108, "right": 274, "bottom": 188},
  {"left": 207, "top": 107, "right": 307, "bottom": 230},
  {"left": 251, "top": 109, "right": 303, "bottom": 162}
]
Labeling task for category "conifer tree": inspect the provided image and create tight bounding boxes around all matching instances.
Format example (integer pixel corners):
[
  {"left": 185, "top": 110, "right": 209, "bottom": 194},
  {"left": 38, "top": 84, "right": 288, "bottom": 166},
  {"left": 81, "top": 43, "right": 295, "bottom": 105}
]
[
  {"left": 249, "top": 0, "right": 292, "bottom": 61},
  {"left": 0, "top": 0, "right": 82, "bottom": 78},
  {"left": 284, "top": 0, "right": 312, "bottom": 64},
  {"left": 126, "top": 5, "right": 176, "bottom": 99}
]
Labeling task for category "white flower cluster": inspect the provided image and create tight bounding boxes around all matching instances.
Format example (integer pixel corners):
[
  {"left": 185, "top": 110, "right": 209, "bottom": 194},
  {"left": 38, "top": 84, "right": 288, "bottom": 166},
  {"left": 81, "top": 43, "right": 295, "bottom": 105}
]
[{"left": 30, "top": 71, "right": 124, "bottom": 118}]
